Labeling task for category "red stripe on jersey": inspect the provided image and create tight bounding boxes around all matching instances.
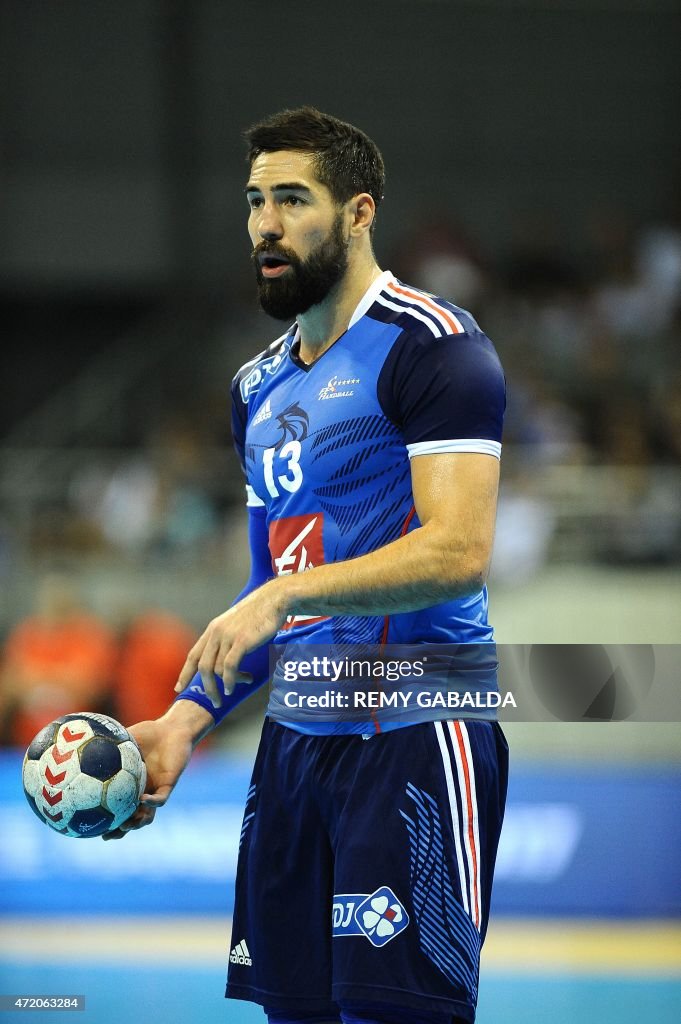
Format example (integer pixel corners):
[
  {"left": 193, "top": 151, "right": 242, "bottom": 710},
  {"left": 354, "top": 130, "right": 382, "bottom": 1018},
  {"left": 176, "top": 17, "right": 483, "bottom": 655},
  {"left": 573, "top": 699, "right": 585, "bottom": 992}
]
[{"left": 387, "top": 281, "right": 464, "bottom": 335}]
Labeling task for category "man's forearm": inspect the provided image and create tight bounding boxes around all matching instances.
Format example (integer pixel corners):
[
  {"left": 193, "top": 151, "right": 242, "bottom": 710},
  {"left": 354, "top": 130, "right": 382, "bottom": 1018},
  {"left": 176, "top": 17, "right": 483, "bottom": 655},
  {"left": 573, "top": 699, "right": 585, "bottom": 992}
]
[
  {"left": 161, "top": 699, "right": 216, "bottom": 747},
  {"left": 273, "top": 520, "right": 489, "bottom": 619}
]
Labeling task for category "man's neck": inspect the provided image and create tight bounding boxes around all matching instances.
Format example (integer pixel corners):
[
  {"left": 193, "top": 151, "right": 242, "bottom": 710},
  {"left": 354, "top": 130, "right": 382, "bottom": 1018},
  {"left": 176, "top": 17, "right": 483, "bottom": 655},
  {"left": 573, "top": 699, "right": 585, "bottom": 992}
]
[{"left": 296, "top": 257, "right": 383, "bottom": 365}]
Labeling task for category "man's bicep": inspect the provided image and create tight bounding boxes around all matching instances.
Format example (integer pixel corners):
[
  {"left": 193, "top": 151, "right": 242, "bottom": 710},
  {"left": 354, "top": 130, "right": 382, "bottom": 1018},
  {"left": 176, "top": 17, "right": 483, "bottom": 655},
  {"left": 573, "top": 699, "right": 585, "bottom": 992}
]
[{"left": 410, "top": 452, "right": 500, "bottom": 565}]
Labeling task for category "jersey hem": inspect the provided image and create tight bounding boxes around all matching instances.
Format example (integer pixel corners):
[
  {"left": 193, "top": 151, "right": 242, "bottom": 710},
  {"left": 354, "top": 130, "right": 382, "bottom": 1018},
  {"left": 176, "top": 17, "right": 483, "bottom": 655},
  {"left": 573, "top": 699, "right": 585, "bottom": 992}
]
[
  {"left": 266, "top": 709, "right": 497, "bottom": 735},
  {"left": 406, "top": 438, "right": 502, "bottom": 460}
]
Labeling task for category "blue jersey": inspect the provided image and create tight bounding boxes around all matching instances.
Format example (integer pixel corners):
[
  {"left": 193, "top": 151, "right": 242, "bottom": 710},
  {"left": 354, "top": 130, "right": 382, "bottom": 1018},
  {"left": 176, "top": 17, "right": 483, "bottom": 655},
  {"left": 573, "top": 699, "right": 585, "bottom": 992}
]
[{"left": 178, "top": 271, "right": 505, "bottom": 733}]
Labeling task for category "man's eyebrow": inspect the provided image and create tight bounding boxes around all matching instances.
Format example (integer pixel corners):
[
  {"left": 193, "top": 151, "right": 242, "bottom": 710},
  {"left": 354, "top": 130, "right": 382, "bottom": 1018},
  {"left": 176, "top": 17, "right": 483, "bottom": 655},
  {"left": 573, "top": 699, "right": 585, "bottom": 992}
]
[{"left": 245, "top": 182, "right": 314, "bottom": 195}]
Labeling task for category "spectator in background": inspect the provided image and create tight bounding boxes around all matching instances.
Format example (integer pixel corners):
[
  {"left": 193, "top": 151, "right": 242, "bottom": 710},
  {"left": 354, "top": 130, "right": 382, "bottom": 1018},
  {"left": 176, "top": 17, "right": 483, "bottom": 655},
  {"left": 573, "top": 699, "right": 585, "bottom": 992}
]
[
  {"left": 69, "top": 415, "right": 219, "bottom": 558},
  {"left": 114, "top": 609, "right": 197, "bottom": 726},
  {"left": 591, "top": 217, "right": 681, "bottom": 338},
  {"left": 653, "top": 374, "right": 681, "bottom": 464},
  {"left": 491, "top": 467, "right": 556, "bottom": 585},
  {"left": 0, "top": 574, "right": 116, "bottom": 746},
  {"left": 391, "top": 214, "right": 489, "bottom": 313},
  {"left": 594, "top": 397, "right": 681, "bottom": 565}
]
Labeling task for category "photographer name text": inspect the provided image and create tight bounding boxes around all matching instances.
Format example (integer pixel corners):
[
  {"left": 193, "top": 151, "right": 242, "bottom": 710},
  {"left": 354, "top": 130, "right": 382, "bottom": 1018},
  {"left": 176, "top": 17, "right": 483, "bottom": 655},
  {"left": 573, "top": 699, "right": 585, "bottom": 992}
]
[{"left": 282, "top": 690, "right": 516, "bottom": 710}]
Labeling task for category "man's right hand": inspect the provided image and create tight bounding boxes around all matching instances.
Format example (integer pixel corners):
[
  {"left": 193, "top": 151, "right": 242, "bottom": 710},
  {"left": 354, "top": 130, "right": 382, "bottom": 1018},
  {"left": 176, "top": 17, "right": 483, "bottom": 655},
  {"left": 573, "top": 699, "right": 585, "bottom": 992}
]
[{"left": 102, "top": 701, "right": 214, "bottom": 840}]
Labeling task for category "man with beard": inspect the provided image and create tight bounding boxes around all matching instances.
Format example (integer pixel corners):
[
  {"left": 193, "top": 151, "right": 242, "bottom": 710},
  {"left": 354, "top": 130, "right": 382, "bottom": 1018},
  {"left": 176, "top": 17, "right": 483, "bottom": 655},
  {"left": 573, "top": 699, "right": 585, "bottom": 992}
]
[{"left": 110, "top": 108, "right": 508, "bottom": 1024}]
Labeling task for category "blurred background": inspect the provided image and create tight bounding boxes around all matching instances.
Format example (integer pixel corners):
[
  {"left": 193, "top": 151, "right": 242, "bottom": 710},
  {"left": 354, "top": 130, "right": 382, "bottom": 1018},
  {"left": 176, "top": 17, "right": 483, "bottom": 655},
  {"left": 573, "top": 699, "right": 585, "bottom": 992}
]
[{"left": 1, "top": 1, "right": 679, "bottom": 1022}]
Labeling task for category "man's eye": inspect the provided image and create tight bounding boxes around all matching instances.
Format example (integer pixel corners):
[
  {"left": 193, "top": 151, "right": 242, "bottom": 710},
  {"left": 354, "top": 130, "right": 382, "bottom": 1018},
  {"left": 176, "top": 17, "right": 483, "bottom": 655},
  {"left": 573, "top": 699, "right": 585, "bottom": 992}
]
[
  {"left": 248, "top": 197, "right": 263, "bottom": 209},
  {"left": 284, "top": 196, "right": 304, "bottom": 206}
]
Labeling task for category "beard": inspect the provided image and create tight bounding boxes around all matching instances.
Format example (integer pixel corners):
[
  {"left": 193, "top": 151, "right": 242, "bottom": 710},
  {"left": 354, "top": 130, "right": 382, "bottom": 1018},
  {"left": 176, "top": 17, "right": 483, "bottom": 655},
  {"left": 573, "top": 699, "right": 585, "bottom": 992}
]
[{"left": 251, "top": 211, "right": 349, "bottom": 321}]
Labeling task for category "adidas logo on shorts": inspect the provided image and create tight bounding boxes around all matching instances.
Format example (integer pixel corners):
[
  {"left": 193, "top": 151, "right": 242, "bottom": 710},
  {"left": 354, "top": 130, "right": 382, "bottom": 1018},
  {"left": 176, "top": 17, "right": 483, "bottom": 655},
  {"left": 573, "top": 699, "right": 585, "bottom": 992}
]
[{"left": 230, "top": 939, "right": 252, "bottom": 966}]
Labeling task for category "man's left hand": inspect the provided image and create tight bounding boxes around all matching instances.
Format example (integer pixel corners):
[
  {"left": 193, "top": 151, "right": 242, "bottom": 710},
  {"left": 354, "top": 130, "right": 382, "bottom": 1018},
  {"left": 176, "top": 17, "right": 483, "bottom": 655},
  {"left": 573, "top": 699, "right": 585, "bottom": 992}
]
[{"left": 174, "top": 580, "right": 289, "bottom": 706}]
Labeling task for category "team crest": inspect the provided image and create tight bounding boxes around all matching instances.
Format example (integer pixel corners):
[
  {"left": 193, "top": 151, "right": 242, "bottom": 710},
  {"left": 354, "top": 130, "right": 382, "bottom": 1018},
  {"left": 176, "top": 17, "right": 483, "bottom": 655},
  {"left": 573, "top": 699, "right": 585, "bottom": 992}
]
[
  {"left": 274, "top": 403, "right": 309, "bottom": 450},
  {"left": 318, "top": 375, "right": 360, "bottom": 400}
]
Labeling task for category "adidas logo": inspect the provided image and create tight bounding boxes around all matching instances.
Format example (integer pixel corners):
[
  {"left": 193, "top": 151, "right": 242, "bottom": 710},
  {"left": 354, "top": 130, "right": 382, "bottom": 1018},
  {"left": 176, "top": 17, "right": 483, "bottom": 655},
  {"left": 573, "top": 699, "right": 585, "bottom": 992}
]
[
  {"left": 252, "top": 399, "right": 272, "bottom": 426},
  {"left": 229, "top": 939, "right": 252, "bottom": 967}
]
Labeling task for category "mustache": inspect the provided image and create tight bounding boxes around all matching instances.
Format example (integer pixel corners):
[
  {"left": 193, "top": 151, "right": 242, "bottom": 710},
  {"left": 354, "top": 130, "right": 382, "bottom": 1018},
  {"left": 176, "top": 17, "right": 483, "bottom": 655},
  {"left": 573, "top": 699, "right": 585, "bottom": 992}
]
[{"left": 251, "top": 241, "right": 299, "bottom": 264}]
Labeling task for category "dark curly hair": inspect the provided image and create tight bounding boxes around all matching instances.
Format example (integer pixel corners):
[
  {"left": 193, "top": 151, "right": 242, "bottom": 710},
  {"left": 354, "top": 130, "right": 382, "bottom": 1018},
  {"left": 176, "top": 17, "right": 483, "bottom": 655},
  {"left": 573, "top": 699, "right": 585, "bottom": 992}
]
[{"left": 245, "top": 106, "right": 385, "bottom": 231}]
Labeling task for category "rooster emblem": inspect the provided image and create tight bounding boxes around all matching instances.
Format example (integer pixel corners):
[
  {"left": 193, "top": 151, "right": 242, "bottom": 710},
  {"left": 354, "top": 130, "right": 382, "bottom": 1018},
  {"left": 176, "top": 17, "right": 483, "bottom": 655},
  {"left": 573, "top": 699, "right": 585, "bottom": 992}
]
[{"left": 274, "top": 403, "right": 309, "bottom": 451}]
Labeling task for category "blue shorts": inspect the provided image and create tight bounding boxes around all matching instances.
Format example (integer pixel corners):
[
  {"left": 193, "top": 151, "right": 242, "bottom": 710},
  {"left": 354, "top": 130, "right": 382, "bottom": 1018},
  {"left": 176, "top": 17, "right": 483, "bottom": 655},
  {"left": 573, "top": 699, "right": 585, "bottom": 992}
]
[{"left": 226, "top": 718, "right": 508, "bottom": 1022}]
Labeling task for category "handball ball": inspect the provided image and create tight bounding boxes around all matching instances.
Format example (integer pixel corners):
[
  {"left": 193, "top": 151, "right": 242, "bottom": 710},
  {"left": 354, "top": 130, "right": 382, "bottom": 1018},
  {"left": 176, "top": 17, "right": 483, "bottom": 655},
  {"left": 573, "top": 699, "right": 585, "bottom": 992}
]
[{"left": 22, "top": 712, "right": 146, "bottom": 838}]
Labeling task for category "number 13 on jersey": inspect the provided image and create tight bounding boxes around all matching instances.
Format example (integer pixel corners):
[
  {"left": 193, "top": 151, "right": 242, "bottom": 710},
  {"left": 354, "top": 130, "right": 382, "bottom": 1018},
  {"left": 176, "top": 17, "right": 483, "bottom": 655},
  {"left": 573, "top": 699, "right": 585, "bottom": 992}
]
[{"left": 262, "top": 442, "right": 303, "bottom": 498}]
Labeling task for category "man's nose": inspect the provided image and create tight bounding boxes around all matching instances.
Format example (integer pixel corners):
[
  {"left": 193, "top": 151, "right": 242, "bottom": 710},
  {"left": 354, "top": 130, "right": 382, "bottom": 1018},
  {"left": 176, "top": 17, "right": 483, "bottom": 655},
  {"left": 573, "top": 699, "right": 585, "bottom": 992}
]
[{"left": 258, "top": 203, "right": 284, "bottom": 241}]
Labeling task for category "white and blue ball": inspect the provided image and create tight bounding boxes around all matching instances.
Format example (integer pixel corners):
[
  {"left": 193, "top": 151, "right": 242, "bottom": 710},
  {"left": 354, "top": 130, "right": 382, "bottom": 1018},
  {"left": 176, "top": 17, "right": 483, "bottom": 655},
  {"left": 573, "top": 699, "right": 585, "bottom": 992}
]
[{"left": 22, "top": 712, "right": 146, "bottom": 838}]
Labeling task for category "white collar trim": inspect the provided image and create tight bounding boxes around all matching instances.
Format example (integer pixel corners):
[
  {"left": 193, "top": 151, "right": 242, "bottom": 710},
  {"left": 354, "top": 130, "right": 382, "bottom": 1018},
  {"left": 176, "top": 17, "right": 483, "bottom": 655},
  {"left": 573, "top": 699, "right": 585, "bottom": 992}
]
[{"left": 348, "top": 270, "right": 394, "bottom": 329}]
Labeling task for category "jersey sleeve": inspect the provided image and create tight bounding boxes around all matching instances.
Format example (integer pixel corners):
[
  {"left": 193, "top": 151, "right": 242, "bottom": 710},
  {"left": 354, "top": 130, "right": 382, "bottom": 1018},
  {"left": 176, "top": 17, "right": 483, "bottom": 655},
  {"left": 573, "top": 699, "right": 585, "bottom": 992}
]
[
  {"left": 174, "top": 503, "right": 273, "bottom": 724},
  {"left": 174, "top": 374, "right": 273, "bottom": 725},
  {"left": 231, "top": 372, "right": 248, "bottom": 476},
  {"left": 376, "top": 329, "right": 506, "bottom": 459},
  {"left": 231, "top": 363, "right": 268, "bottom": 511}
]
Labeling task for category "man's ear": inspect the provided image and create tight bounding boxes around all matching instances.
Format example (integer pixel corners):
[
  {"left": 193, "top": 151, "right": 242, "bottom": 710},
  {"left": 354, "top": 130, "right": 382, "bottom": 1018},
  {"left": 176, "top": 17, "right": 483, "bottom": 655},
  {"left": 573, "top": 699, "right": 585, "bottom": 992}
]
[{"left": 348, "top": 192, "right": 376, "bottom": 237}]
